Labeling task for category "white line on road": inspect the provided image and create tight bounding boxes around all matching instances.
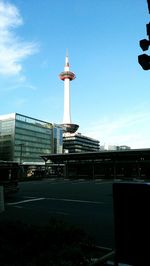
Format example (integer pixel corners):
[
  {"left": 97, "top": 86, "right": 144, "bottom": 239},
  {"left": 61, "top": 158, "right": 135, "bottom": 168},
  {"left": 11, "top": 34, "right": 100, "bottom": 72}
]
[
  {"left": 6, "top": 197, "right": 104, "bottom": 206},
  {"left": 46, "top": 197, "right": 104, "bottom": 205},
  {"left": 6, "top": 197, "right": 45, "bottom": 206}
]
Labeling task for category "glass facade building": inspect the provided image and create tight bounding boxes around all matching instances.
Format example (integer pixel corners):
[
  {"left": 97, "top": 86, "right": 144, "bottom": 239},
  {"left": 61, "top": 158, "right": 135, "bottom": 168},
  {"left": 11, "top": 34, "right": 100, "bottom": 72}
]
[
  {"left": 0, "top": 113, "right": 63, "bottom": 163},
  {"left": 53, "top": 125, "right": 63, "bottom": 154}
]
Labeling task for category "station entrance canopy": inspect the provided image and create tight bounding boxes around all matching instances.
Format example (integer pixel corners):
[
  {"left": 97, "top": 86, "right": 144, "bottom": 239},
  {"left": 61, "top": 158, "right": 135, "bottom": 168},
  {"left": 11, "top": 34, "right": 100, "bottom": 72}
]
[{"left": 41, "top": 149, "right": 150, "bottom": 179}]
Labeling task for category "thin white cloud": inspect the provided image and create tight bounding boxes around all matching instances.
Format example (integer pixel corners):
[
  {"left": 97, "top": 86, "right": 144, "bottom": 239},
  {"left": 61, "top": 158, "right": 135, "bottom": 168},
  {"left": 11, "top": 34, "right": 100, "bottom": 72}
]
[
  {"left": 6, "top": 84, "right": 37, "bottom": 91},
  {"left": 0, "top": 0, "right": 38, "bottom": 76},
  {"left": 83, "top": 111, "right": 150, "bottom": 149},
  {"left": 14, "top": 97, "right": 27, "bottom": 108}
]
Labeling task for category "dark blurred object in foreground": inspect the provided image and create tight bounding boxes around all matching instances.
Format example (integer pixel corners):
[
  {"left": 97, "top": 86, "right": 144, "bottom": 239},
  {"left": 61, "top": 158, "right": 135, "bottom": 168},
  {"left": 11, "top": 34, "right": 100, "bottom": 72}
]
[
  {"left": 147, "top": 0, "right": 150, "bottom": 13},
  {"left": 113, "top": 182, "right": 150, "bottom": 266}
]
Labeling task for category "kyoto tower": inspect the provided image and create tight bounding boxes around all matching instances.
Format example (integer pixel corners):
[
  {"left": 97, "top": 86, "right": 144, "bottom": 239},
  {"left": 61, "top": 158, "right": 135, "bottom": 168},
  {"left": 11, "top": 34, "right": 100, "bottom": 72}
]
[{"left": 59, "top": 51, "right": 79, "bottom": 133}]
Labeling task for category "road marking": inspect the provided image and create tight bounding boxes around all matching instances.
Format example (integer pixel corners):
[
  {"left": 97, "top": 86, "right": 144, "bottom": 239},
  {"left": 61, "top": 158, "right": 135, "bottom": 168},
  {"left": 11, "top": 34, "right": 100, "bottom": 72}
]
[
  {"left": 95, "top": 181, "right": 113, "bottom": 185},
  {"left": 46, "top": 197, "right": 104, "bottom": 205},
  {"left": 6, "top": 197, "right": 45, "bottom": 206},
  {"left": 6, "top": 197, "right": 104, "bottom": 206}
]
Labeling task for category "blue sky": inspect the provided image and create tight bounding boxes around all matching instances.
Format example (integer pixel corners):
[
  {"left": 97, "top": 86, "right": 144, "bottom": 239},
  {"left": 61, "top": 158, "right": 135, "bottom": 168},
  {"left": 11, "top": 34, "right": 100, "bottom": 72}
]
[{"left": 0, "top": 0, "right": 150, "bottom": 148}]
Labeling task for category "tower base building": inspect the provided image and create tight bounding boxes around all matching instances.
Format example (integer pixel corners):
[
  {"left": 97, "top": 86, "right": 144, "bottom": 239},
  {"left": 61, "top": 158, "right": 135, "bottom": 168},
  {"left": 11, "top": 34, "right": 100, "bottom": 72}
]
[{"left": 63, "top": 132, "right": 100, "bottom": 153}]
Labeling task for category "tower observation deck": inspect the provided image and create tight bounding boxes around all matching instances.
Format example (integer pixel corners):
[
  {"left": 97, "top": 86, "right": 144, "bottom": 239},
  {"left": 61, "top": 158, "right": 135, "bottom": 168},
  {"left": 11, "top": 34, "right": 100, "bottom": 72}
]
[{"left": 59, "top": 51, "right": 79, "bottom": 133}]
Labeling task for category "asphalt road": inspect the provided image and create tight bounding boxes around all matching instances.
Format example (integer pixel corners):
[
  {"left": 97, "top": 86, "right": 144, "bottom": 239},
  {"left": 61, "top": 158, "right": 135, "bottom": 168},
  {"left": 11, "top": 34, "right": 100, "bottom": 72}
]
[{"left": 1, "top": 178, "right": 115, "bottom": 249}]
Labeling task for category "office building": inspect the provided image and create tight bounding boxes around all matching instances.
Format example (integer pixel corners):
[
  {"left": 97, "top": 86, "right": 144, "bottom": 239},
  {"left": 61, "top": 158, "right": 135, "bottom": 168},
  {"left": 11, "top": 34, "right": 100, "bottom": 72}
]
[
  {"left": 53, "top": 124, "right": 63, "bottom": 154},
  {"left": 108, "top": 145, "right": 131, "bottom": 151},
  {"left": 0, "top": 113, "right": 63, "bottom": 163},
  {"left": 63, "top": 132, "right": 100, "bottom": 153}
]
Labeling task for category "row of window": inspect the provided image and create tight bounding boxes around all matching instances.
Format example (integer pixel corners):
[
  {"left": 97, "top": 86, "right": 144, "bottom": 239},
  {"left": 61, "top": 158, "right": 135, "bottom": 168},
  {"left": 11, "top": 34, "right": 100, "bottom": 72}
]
[
  {"left": 64, "top": 135, "right": 99, "bottom": 142},
  {"left": 14, "top": 149, "right": 50, "bottom": 158},
  {"left": 15, "top": 134, "right": 51, "bottom": 145},
  {"left": 15, "top": 127, "right": 52, "bottom": 140},
  {"left": 16, "top": 114, "right": 52, "bottom": 128},
  {"left": 64, "top": 142, "right": 99, "bottom": 149},
  {"left": 0, "top": 122, "right": 14, "bottom": 134},
  {"left": 63, "top": 138, "right": 99, "bottom": 146},
  {"left": 15, "top": 121, "right": 52, "bottom": 134}
]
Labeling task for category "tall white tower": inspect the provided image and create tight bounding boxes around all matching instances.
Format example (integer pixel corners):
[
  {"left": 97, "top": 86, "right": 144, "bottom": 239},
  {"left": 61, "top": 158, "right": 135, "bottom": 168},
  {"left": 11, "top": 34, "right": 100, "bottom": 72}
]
[{"left": 59, "top": 51, "right": 79, "bottom": 133}]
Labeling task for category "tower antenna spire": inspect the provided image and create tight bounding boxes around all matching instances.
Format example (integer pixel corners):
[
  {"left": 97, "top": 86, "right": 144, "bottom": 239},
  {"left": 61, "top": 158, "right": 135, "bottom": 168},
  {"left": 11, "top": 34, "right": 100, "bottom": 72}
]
[
  {"left": 65, "top": 48, "right": 69, "bottom": 67},
  {"left": 66, "top": 48, "right": 69, "bottom": 58}
]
